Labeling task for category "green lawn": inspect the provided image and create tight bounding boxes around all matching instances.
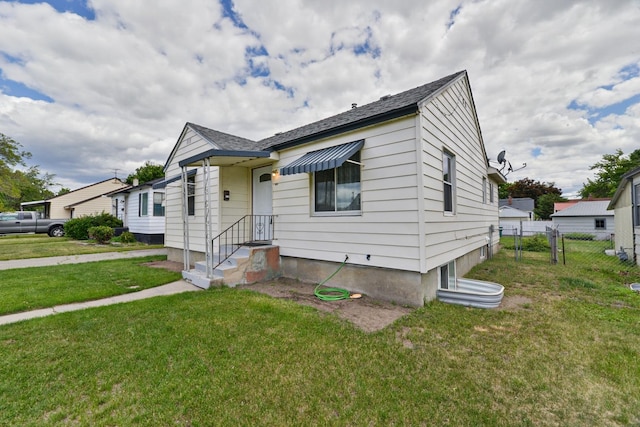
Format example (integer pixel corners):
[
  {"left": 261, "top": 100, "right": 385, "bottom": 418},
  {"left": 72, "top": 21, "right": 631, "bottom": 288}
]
[
  {"left": 0, "top": 256, "right": 181, "bottom": 315},
  {"left": 0, "top": 234, "right": 164, "bottom": 260},
  {"left": 1, "top": 249, "right": 639, "bottom": 425}
]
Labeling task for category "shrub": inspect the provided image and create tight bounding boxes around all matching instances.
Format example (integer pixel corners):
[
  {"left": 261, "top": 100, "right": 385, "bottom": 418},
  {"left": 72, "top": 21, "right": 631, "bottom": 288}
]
[
  {"left": 119, "top": 231, "right": 137, "bottom": 244},
  {"left": 522, "top": 234, "right": 550, "bottom": 252},
  {"left": 564, "top": 233, "right": 595, "bottom": 241},
  {"left": 502, "top": 234, "right": 550, "bottom": 252},
  {"left": 88, "top": 226, "right": 114, "bottom": 244},
  {"left": 64, "top": 212, "right": 123, "bottom": 240}
]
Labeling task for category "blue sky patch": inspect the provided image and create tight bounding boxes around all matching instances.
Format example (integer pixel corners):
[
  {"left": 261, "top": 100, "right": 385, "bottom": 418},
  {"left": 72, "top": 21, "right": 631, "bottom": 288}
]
[
  {"left": 531, "top": 147, "right": 542, "bottom": 158},
  {"left": 219, "top": 0, "right": 247, "bottom": 29},
  {"left": 14, "top": 0, "right": 95, "bottom": 20},
  {"left": 447, "top": 4, "right": 462, "bottom": 30},
  {"left": 569, "top": 93, "right": 640, "bottom": 125},
  {"left": 0, "top": 75, "right": 54, "bottom": 102}
]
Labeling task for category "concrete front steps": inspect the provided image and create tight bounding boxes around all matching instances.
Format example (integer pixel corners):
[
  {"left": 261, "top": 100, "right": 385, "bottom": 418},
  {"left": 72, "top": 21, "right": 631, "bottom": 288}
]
[{"left": 182, "top": 245, "right": 280, "bottom": 289}]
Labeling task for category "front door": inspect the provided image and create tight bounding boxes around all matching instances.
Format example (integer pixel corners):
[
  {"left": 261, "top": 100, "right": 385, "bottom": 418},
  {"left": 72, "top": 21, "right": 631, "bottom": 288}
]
[{"left": 252, "top": 166, "right": 273, "bottom": 241}]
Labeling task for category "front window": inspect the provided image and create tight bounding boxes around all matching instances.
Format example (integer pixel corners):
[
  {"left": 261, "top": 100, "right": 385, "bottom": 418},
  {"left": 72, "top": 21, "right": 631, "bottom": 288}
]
[
  {"left": 139, "top": 193, "right": 148, "bottom": 217},
  {"left": 314, "top": 152, "right": 361, "bottom": 214},
  {"left": 153, "top": 192, "right": 165, "bottom": 217},
  {"left": 443, "top": 151, "right": 455, "bottom": 213},
  {"left": 595, "top": 218, "right": 606, "bottom": 230},
  {"left": 489, "top": 183, "right": 494, "bottom": 203}
]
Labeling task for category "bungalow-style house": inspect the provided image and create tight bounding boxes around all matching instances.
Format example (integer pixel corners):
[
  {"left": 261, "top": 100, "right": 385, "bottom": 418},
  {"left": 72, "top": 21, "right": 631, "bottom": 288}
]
[
  {"left": 107, "top": 178, "right": 166, "bottom": 244},
  {"left": 499, "top": 197, "right": 534, "bottom": 220},
  {"left": 550, "top": 200, "right": 614, "bottom": 240},
  {"left": 20, "top": 177, "right": 129, "bottom": 219},
  {"left": 159, "top": 70, "right": 506, "bottom": 306},
  {"left": 608, "top": 166, "right": 640, "bottom": 264}
]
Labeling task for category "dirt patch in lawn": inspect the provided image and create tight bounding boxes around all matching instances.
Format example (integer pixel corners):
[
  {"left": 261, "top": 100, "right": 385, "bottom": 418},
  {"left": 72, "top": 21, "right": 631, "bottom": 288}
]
[
  {"left": 143, "top": 260, "right": 184, "bottom": 272},
  {"left": 143, "top": 262, "right": 414, "bottom": 332},
  {"left": 239, "top": 278, "right": 414, "bottom": 333}
]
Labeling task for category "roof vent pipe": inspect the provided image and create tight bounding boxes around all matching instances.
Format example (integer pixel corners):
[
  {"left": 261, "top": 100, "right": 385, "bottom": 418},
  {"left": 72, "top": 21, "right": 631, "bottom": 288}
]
[{"left": 351, "top": 103, "right": 357, "bottom": 109}]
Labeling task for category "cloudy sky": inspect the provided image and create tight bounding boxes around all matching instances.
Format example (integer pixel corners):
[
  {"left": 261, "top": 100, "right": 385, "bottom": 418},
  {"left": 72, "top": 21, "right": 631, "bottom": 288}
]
[{"left": 1, "top": 0, "right": 639, "bottom": 197}]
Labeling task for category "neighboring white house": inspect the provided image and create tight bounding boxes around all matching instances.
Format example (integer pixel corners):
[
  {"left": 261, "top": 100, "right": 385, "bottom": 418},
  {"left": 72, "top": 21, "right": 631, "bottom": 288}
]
[
  {"left": 499, "top": 197, "right": 534, "bottom": 220},
  {"left": 21, "top": 178, "right": 129, "bottom": 219},
  {"left": 158, "top": 70, "right": 506, "bottom": 306},
  {"left": 499, "top": 205, "right": 531, "bottom": 235},
  {"left": 550, "top": 200, "right": 614, "bottom": 240},
  {"left": 107, "top": 178, "right": 166, "bottom": 244},
  {"left": 608, "top": 166, "right": 640, "bottom": 264}
]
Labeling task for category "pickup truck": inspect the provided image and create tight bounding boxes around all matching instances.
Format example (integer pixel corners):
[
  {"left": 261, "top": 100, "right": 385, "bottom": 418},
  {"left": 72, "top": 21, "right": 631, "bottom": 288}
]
[{"left": 0, "top": 211, "right": 68, "bottom": 237}]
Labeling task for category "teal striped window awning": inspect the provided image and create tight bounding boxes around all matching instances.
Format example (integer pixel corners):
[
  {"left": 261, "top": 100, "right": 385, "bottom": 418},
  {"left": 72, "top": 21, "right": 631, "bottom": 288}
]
[{"left": 279, "top": 140, "right": 364, "bottom": 176}]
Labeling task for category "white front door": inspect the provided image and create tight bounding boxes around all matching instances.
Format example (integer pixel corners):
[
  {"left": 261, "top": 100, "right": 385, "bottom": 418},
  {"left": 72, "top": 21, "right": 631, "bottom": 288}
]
[{"left": 252, "top": 166, "right": 273, "bottom": 241}]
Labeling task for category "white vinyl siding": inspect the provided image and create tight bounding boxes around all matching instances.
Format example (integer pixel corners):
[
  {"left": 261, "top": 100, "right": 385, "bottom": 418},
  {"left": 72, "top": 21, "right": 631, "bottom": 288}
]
[
  {"left": 47, "top": 179, "right": 128, "bottom": 219},
  {"left": 553, "top": 215, "right": 615, "bottom": 240},
  {"left": 220, "top": 167, "right": 250, "bottom": 232},
  {"left": 274, "top": 116, "right": 422, "bottom": 272},
  {"left": 123, "top": 187, "right": 165, "bottom": 235},
  {"left": 164, "top": 126, "right": 220, "bottom": 253},
  {"left": 420, "top": 77, "right": 499, "bottom": 272}
]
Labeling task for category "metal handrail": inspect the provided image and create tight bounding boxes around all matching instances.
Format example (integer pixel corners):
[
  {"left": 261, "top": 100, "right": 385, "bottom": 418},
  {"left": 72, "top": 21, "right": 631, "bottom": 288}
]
[{"left": 211, "top": 215, "right": 275, "bottom": 270}]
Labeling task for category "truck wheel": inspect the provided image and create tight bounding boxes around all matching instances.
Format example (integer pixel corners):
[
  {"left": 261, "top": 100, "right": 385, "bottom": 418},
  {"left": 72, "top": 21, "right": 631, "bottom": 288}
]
[{"left": 48, "top": 226, "right": 65, "bottom": 237}]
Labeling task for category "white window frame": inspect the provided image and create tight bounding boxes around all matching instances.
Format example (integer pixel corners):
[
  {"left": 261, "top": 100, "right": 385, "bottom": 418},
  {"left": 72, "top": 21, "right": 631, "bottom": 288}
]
[
  {"left": 482, "top": 177, "right": 487, "bottom": 204},
  {"left": 443, "top": 151, "right": 456, "bottom": 214},
  {"left": 312, "top": 152, "right": 362, "bottom": 216},
  {"left": 439, "top": 260, "right": 457, "bottom": 290},
  {"left": 187, "top": 175, "right": 195, "bottom": 216},
  {"left": 138, "top": 193, "right": 148, "bottom": 217},
  {"left": 153, "top": 192, "right": 165, "bottom": 217}
]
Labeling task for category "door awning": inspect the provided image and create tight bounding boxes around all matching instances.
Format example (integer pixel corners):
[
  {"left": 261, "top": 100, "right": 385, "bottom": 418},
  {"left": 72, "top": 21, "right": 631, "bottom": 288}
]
[{"left": 280, "top": 139, "right": 364, "bottom": 176}]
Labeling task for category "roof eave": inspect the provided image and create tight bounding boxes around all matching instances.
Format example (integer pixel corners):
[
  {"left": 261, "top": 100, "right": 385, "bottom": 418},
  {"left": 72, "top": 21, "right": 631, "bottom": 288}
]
[
  {"left": 267, "top": 105, "right": 419, "bottom": 152},
  {"left": 178, "top": 149, "right": 272, "bottom": 168}
]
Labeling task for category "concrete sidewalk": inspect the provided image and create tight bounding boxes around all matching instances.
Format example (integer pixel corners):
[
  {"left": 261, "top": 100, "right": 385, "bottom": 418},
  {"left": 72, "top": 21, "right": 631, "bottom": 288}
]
[
  {"left": 0, "top": 249, "right": 202, "bottom": 326},
  {"left": 0, "top": 248, "right": 169, "bottom": 270}
]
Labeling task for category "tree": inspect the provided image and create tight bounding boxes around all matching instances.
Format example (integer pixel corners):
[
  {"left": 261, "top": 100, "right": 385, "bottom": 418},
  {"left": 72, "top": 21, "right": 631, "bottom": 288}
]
[
  {"left": 0, "top": 133, "right": 32, "bottom": 202},
  {"left": 534, "top": 193, "right": 566, "bottom": 220},
  {"left": 126, "top": 161, "right": 164, "bottom": 185},
  {"left": 0, "top": 133, "right": 33, "bottom": 211},
  {"left": 0, "top": 167, "right": 56, "bottom": 211},
  {"left": 499, "top": 178, "right": 562, "bottom": 204},
  {"left": 578, "top": 148, "right": 640, "bottom": 198}
]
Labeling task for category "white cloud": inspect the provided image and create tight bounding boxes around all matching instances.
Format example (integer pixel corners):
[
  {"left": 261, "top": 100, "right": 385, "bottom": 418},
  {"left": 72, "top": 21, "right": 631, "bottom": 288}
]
[{"left": 0, "top": 0, "right": 639, "bottom": 198}]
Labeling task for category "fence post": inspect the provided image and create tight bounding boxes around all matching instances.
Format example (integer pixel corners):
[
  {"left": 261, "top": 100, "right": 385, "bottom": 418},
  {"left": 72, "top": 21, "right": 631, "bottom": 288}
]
[{"left": 549, "top": 228, "right": 558, "bottom": 264}]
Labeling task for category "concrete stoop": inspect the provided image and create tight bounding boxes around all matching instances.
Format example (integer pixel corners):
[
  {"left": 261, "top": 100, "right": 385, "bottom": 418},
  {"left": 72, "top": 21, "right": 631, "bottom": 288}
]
[{"left": 182, "top": 245, "right": 280, "bottom": 289}]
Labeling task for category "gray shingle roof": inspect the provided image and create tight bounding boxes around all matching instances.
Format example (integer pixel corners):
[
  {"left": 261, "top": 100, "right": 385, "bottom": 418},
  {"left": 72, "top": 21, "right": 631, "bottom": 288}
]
[
  {"left": 551, "top": 200, "right": 613, "bottom": 217},
  {"left": 187, "top": 122, "right": 262, "bottom": 151},
  {"left": 498, "top": 197, "right": 534, "bottom": 211},
  {"left": 182, "top": 70, "right": 467, "bottom": 154},
  {"left": 258, "top": 70, "right": 466, "bottom": 150}
]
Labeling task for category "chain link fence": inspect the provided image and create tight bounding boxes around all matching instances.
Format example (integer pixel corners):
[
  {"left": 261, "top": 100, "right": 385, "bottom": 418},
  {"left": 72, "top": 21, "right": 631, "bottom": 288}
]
[{"left": 500, "top": 223, "right": 633, "bottom": 267}]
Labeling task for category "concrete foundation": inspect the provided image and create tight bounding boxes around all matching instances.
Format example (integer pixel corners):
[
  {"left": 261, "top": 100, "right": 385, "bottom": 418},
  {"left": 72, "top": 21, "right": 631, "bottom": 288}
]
[
  {"left": 168, "top": 244, "right": 493, "bottom": 308},
  {"left": 281, "top": 256, "right": 435, "bottom": 307}
]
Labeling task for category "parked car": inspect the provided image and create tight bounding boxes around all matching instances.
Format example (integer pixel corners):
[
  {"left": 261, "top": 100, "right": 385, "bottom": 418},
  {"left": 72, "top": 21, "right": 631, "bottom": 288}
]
[{"left": 0, "top": 211, "right": 68, "bottom": 237}]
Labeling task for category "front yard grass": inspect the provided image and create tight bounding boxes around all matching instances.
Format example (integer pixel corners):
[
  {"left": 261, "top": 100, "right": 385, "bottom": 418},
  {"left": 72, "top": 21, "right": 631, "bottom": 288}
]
[
  {"left": 0, "top": 234, "right": 164, "bottom": 260},
  {"left": 0, "top": 256, "right": 181, "bottom": 315},
  {"left": 0, "top": 248, "right": 639, "bottom": 425}
]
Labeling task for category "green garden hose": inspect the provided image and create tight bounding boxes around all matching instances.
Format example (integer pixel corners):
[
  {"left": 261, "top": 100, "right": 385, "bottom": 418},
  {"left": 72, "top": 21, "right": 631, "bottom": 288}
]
[{"left": 314, "top": 255, "right": 351, "bottom": 301}]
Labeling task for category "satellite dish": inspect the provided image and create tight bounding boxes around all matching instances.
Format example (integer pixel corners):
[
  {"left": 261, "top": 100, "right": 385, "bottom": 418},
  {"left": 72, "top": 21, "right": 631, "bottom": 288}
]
[{"left": 497, "top": 150, "right": 506, "bottom": 165}]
